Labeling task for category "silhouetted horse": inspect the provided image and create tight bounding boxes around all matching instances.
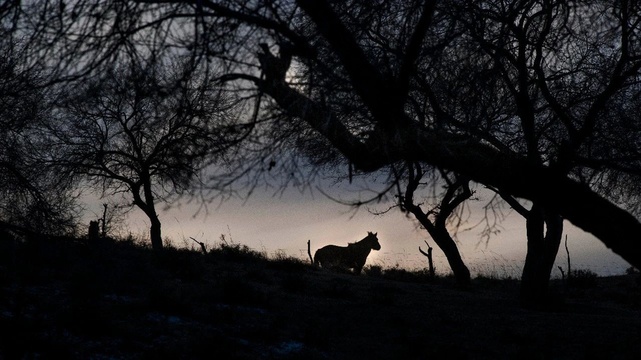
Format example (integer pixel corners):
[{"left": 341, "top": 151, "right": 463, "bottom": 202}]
[{"left": 313, "top": 232, "right": 381, "bottom": 274}]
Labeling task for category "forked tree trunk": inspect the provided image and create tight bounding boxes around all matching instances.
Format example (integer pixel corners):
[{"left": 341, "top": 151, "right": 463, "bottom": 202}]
[
  {"left": 520, "top": 203, "right": 563, "bottom": 308},
  {"left": 133, "top": 174, "right": 164, "bottom": 251},
  {"left": 411, "top": 211, "right": 471, "bottom": 285},
  {"left": 428, "top": 224, "right": 471, "bottom": 285}
]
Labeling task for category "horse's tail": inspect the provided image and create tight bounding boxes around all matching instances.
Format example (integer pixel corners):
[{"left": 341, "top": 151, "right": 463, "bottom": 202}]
[{"left": 307, "top": 239, "right": 314, "bottom": 264}]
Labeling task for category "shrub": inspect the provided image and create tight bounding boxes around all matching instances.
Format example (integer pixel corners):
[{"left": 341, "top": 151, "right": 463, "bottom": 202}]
[
  {"left": 568, "top": 269, "right": 598, "bottom": 288},
  {"left": 363, "top": 265, "right": 383, "bottom": 277},
  {"left": 382, "top": 266, "right": 432, "bottom": 283},
  {"left": 208, "top": 241, "right": 267, "bottom": 263},
  {"left": 268, "top": 250, "right": 310, "bottom": 272}
]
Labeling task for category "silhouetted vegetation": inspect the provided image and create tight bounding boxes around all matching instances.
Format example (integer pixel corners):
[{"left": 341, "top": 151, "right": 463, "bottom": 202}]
[
  {"left": 568, "top": 269, "right": 599, "bottom": 289},
  {"left": 0, "top": 39, "right": 78, "bottom": 235}
]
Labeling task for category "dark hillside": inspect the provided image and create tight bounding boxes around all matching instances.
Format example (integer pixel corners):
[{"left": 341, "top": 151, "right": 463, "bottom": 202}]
[{"left": 1, "top": 233, "right": 640, "bottom": 359}]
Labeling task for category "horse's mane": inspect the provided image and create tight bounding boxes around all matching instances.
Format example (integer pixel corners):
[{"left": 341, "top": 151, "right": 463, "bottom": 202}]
[{"left": 349, "top": 232, "right": 376, "bottom": 246}]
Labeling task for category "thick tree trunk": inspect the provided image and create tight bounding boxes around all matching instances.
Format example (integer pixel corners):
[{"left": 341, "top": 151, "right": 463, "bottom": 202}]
[
  {"left": 432, "top": 235, "right": 471, "bottom": 285},
  {"left": 131, "top": 172, "right": 164, "bottom": 251},
  {"left": 430, "top": 226, "right": 471, "bottom": 285},
  {"left": 141, "top": 172, "right": 164, "bottom": 251},
  {"left": 521, "top": 205, "right": 546, "bottom": 306},
  {"left": 520, "top": 204, "right": 563, "bottom": 308},
  {"left": 542, "top": 212, "right": 563, "bottom": 284},
  {"left": 149, "top": 214, "right": 163, "bottom": 251}
]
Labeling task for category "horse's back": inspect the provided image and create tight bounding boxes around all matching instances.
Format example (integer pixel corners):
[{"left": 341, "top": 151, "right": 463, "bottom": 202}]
[
  {"left": 314, "top": 244, "right": 344, "bottom": 257},
  {"left": 314, "top": 245, "right": 346, "bottom": 265}
]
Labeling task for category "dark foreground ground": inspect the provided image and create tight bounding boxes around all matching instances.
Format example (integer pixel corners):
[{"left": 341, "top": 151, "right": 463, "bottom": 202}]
[{"left": 1, "top": 234, "right": 640, "bottom": 359}]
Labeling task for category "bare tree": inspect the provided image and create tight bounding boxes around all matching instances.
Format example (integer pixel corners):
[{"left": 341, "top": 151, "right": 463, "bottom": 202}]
[
  {"left": 47, "top": 58, "right": 244, "bottom": 250},
  {"left": 444, "top": 0, "right": 641, "bottom": 306},
  {"left": 399, "top": 163, "right": 472, "bottom": 285}
]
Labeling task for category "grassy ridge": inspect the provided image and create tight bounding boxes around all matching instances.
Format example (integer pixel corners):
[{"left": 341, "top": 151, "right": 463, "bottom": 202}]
[{"left": 1, "top": 233, "right": 641, "bottom": 359}]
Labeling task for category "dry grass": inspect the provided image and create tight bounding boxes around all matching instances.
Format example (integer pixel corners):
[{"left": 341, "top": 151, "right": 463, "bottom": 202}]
[{"left": 1, "top": 232, "right": 640, "bottom": 359}]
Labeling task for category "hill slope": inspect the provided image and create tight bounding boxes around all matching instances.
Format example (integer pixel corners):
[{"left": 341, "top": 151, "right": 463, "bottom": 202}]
[{"left": 1, "top": 235, "right": 640, "bottom": 359}]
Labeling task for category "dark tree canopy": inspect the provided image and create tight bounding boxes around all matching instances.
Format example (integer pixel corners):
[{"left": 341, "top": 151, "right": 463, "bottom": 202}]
[
  {"left": 0, "top": 38, "right": 78, "bottom": 234},
  {"left": 5, "top": 0, "right": 641, "bottom": 268}
]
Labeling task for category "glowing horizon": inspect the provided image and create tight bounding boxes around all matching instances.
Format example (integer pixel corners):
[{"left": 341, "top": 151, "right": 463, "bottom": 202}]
[{"left": 82, "top": 184, "right": 632, "bottom": 278}]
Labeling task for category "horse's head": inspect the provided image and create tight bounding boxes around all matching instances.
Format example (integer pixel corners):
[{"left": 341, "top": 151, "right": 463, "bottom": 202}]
[{"left": 366, "top": 231, "right": 381, "bottom": 251}]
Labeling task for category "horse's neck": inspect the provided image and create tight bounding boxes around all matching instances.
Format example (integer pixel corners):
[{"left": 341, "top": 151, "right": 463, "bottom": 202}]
[{"left": 352, "top": 239, "right": 371, "bottom": 249}]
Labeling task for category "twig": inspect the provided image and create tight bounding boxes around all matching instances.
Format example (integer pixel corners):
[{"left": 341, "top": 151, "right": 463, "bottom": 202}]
[
  {"left": 558, "top": 265, "right": 565, "bottom": 281},
  {"left": 565, "top": 235, "right": 571, "bottom": 280},
  {"left": 100, "top": 203, "right": 108, "bottom": 238},
  {"left": 307, "top": 240, "right": 314, "bottom": 264},
  {"left": 190, "top": 237, "right": 207, "bottom": 254},
  {"left": 419, "top": 240, "right": 435, "bottom": 278}
]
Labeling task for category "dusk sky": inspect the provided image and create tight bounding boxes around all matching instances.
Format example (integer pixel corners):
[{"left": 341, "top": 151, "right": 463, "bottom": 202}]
[{"left": 87, "top": 178, "right": 632, "bottom": 278}]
